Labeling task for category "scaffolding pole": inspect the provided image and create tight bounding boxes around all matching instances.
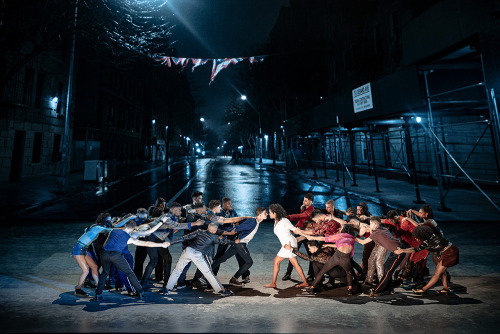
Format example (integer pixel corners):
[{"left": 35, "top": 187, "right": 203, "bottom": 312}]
[{"left": 424, "top": 70, "right": 451, "bottom": 211}]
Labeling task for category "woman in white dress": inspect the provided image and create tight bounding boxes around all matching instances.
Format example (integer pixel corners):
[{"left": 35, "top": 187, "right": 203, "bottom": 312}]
[{"left": 264, "top": 204, "right": 309, "bottom": 288}]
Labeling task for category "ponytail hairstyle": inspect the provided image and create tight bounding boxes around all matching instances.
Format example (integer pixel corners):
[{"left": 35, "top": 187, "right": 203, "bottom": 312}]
[{"left": 420, "top": 204, "right": 434, "bottom": 219}]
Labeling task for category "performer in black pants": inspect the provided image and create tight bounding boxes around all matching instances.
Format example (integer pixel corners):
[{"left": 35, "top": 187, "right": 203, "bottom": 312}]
[{"left": 211, "top": 207, "right": 267, "bottom": 286}]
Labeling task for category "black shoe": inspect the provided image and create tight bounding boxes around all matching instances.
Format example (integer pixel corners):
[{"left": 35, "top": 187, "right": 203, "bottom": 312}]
[
  {"left": 347, "top": 288, "right": 354, "bottom": 296},
  {"left": 229, "top": 277, "right": 243, "bottom": 286},
  {"left": 84, "top": 280, "right": 96, "bottom": 288},
  {"left": 176, "top": 282, "right": 187, "bottom": 290},
  {"left": 90, "top": 294, "right": 102, "bottom": 302},
  {"left": 159, "top": 288, "right": 169, "bottom": 296},
  {"left": 130, "top": 292, "right": 145, "bottom": 300},
  {"left": 282, "top": 273, "right": 292, "bottom": 281},
  {"left": 306, "top": 276, "right": 314, "bottom": 282},
  {"left": 75, "top": 289, "right": 90, "bottom": 297},
  {"left": 241, "top": 277, "right": 250, "bottom": 284},
  {"left": 103, "top": 283, "right": 113, "bottom": 291}
]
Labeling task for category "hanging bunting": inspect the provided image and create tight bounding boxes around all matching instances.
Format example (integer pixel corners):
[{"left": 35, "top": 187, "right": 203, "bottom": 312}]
[
  {"left": 154, "top": 54, "right": 267, "bottom": 84},
  {"left": 191, "top": 58, "right": 209, "bottom": 72}
]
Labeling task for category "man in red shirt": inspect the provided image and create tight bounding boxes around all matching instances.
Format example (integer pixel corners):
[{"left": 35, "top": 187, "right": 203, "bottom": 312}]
[{"left": 282, "top": 193, "right": 315, "bottom": 281}]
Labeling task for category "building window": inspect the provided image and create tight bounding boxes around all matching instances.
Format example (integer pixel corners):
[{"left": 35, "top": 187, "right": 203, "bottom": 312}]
[
  {"left": 22, "top": 68, "right": 34, "bottom": 106},
  {"left": 52, "top": 133, "right": 61, "bottom": 162},
  {"left": 32, "top": 132, "right": 43, "bottom": 163},
  {"left": 34, "top": 72, "right": 45, "bottom": 108}
]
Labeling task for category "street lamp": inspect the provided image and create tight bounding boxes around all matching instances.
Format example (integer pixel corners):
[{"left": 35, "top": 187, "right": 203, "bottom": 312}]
[
  {"left": 200, "top": 117, "right": 205, "bottom": 122},
  {"left": 241, "top": 94, "right": 262, "bottom": 162}
]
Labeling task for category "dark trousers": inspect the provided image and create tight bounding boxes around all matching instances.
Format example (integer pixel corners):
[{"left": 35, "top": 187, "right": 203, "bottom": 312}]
[
  {"left": 95, "top": 250, "right": 143, "bottom": 296},
  {"left": 141, "top": 238, "right": 171, "bottom": 285},
  {"left": 133, "top": 245, "right": 147, "bottom": 278},
  {"left": 212, "top": 243, "right": 253, "bottom": 279},
  {"left": 311, "top": 251, "right": 353, "bottom": 287},
  {"left": 374, "top": 251, "right": 406, "bottom": 293},
  {"left": 285, "top": 238, "right": 314, "bottom": 277},
  {"left": 312, "top": 261, "right": 347, "bottom": 284}
]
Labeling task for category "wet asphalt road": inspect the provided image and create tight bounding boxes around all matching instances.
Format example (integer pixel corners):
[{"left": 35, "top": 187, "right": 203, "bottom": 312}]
[
  {"left": 1, "top": 157, "right": 499, "bottom": 333},
  {"left": 18, "top": 157, "right": 393, "bottom": 221}
]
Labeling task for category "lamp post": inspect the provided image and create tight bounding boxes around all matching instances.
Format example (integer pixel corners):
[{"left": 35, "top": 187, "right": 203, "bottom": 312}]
[
  {"left": 60, "top": 0, "right": 79, "bottom": 190},
  {"left": 241, "top": 95, "right": 262, "bottom": 163}
]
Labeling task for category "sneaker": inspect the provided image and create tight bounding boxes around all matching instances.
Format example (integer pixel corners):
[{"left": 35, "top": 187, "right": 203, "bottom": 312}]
[
  {"left": 198, "top": 277, "right": 208, "bottom": 286},
  {"left": 368, "top": 288, "right": 379, "bottom": 297},
  {"left": 347, "top": 288, "right": 354, "bottom": 296},
  {"left": 241, "top": 277, "right": 250, "bottom": 284},
  {"left": 176, "top": 282, "right": 186, "bottom": 290},
  {"left": 159, "top": 288, "right": 169, "bottom": 296},
  {"left": 90, "top": 294, "right": 103, "bottom": 302},
  {"left": 75, "top": 289, "right": 90, "bottom": 297},
  {"left": 218, "top": 289, "right": 233, "bottom": 297},
  {"left": 84, "top": 280, "right": 96, "bottom": 288},
  {"left": 191, "top": 280, "right": 206, "bottom": 290},
  {"left": 131, "top": 292, "right": 145, "bottom": 300},
  {"left": 282, "top": 273, "right": 292, "bottom": 281},
  {"left": 229, "top": 277, "right": 243, "bottom": 286}
]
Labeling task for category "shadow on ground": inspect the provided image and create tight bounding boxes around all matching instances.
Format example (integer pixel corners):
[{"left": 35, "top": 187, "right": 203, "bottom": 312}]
[{"left": 52, "top": 284, "right": 271, "bottom": 313}]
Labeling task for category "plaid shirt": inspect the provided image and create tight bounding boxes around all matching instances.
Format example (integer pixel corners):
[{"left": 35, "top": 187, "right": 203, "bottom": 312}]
[{"left": 312, "top": 219, "right": 341, "bottom": 236}]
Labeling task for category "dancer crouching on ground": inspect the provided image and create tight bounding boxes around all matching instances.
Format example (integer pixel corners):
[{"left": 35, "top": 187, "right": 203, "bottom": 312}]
[
  {"left": 264, "top": 203, "right": 309, "bottom": 288},
  {"left": 303, "top": 224, "right": 358, "bottom": 295},
  {"left": 394, "top": 225, "right": 459, "bottom": 295}
]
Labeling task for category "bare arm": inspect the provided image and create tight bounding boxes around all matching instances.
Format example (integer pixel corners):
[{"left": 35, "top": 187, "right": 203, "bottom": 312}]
[
  {"left": 355, "top": 237, "right": 373, "bottom": 245},
  {"left": 130, "top": 222, "right": 163, "bottom": 238},
  {"left": 218, "top": 216, "right": 253, "bottom": 224},
  {"left": 394, "top": 247, "right": 415, "bottom": 255},
  {"left": 128, "top": 239, "right": 170, "bottom": 248},
  {"left": 304, "top": 234, "right": 325, "bottom": 241}
]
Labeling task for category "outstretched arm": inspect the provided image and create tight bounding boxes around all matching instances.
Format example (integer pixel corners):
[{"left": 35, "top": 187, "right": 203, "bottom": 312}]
[
  {"left": 355, "top": 237, "right": 373, "bottom": 245},
  {"left": 304, "top": 234, "right": 325, "bottom": 241},
  {"left": 130, "top": 222, "right": 163, "bottom": 238},
  {"left": 128, "top": 238, "right": 170, "bottom": 248},
  {"left": 394, "top": 247, "right": 415, "bottom": 255},
  {"left": 218, "top": 216, "right": 253, "bottom": 224}
]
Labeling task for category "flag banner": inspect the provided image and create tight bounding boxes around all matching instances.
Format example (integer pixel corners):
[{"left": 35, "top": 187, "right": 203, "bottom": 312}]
[
  {"left": 191, "top": 59, "right": 209, "bottom": 71},
  {"left": 210, "top": 58, "right": 245, "bottom": 84},
  {"left": 154, "top": 55, "right": 268, "bottom": 84}
]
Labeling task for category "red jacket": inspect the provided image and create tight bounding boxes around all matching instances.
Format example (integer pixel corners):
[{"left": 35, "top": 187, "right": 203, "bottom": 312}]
[{"left": 287, "top": 205, "right": 315, "bottom": 229}]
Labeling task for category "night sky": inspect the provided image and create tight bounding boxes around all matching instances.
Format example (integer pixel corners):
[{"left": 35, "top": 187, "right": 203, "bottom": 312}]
[{"left": 164, "top": 0, "right": 290, "bottom": 130}]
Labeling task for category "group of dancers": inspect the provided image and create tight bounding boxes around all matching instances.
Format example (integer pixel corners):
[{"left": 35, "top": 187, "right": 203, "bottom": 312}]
[{"left": 71, "top": 190, "right": 460, "bottom": 301}]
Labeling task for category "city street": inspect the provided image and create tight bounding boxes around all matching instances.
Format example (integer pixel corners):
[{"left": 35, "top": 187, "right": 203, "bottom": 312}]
[{"left": 0, "top": 158, "right": 499, "bottom": 333}]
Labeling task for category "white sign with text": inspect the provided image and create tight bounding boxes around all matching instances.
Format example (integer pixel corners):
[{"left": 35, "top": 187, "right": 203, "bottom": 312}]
[{"left": 352, "top": 83, "right": 373, "bottom": 113}]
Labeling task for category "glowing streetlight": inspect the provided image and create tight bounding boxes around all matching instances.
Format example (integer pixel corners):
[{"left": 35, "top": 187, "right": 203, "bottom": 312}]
[
  {"left": 152, "top": 119, "right": 156, "bottom": 124},
  {"left": 200, "top": 117, "right": 205, "bottom": 122},
  {"left": 223, "top": 141, "right": 227, "bottom": 144},
  {"left": 416, "top": 116, "right": 422, "bottom": 123},
  {"left": 240, "top": 95, "right": 247, "bottom": 100}
]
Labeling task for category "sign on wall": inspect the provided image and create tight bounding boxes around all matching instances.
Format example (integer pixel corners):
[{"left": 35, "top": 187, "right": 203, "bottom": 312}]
[{"left": 352, "top": 83, "right": 373, "bottom": 113}]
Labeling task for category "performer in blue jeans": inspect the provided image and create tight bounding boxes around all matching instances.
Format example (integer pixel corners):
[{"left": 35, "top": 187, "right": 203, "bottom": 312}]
[{"left": 91, "top": 220, "right": 170, "bottom": 302}]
